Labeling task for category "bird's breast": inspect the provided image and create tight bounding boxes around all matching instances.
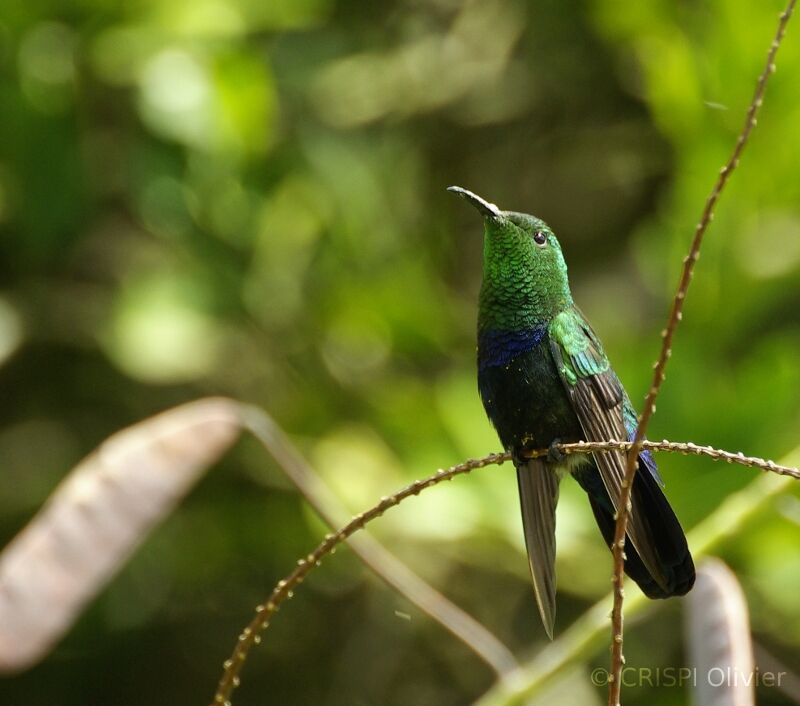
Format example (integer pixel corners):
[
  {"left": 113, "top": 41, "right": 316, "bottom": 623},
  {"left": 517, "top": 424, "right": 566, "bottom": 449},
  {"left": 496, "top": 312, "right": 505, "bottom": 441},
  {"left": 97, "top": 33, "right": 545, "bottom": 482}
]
[{"left": 477, "top": 329, "right": 584, "bottom": 455}]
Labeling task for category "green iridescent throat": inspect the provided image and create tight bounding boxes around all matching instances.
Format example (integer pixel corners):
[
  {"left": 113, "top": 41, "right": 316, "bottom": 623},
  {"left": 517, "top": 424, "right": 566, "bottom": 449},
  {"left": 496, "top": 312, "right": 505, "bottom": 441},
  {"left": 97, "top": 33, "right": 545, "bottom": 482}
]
[{"left": 478, "top": 213, "right": 573, "bottom": 333}]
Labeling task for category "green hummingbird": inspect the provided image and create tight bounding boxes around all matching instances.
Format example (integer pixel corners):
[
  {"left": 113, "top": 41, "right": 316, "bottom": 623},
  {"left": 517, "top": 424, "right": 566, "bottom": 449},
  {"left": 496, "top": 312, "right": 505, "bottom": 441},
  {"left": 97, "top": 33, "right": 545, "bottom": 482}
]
[{"left": 449, "top": 186, "right": 695, "bottom": 638}]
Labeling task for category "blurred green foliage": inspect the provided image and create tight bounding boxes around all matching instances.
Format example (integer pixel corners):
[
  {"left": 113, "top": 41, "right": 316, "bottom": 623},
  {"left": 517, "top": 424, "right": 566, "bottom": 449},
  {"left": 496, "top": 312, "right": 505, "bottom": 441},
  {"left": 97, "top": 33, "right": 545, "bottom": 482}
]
[{"left": 1, "top": 1, "right": 799, "bottom": 705}]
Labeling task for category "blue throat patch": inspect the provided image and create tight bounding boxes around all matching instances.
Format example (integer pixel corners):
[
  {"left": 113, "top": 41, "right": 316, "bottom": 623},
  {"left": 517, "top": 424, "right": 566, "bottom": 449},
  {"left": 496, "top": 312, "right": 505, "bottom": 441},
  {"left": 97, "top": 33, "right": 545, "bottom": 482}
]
[{"left": 477, "top": 325, "right": 547, "bottom": 370}]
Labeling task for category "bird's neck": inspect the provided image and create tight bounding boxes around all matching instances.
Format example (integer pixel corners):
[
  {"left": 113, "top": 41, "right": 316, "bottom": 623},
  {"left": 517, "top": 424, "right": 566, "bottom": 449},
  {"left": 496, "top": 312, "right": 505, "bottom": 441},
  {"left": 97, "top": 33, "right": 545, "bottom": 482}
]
[
  {"left": 478, "top": 227, "right": 573, "bottom": 334},
  {"left": 478, "top": 278, "right": 573, "bottom": 334}
]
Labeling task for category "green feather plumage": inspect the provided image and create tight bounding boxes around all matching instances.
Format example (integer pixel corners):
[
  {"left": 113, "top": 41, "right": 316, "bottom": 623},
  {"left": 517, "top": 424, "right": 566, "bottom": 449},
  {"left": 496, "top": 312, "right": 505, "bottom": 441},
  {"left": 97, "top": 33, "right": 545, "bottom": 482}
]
[{"left": 450, "top": 186, "right": 695, "bottom": 638}]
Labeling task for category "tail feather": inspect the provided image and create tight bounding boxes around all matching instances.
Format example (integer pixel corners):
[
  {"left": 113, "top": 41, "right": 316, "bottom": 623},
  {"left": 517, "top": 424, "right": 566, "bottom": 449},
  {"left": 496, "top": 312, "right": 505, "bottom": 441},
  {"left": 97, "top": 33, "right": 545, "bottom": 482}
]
[
  {"left": 516, "top": 459, "right": 560, "bottom": 638},
  {"left": 577, "top": 462, "right": 695, "bottom": 598}
]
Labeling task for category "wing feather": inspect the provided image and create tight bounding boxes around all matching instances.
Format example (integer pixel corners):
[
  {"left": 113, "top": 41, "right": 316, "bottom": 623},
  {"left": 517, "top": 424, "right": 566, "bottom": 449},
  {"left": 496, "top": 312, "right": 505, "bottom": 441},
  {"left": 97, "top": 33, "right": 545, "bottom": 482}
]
[{"left": 549, "top": 308, "right": 668, "bottom": 592}]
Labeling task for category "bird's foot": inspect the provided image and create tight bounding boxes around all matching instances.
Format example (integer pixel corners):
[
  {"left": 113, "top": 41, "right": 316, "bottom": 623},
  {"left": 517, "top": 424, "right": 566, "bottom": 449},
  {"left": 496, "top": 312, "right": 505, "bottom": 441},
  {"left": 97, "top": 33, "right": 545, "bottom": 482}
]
[
  {"left": 511, "top": 447, "right": 531, "bottom": 467},
  {"left": 547, "top": 438, "right": 566, "bottom": 463}
]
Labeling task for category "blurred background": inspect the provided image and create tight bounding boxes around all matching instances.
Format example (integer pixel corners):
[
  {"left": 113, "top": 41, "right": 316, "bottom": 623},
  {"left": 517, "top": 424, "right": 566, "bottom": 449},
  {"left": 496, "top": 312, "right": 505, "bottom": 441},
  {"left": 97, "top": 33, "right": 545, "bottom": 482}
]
[{"left": 1, "top": 0, "right": 799, "bottom": 704}]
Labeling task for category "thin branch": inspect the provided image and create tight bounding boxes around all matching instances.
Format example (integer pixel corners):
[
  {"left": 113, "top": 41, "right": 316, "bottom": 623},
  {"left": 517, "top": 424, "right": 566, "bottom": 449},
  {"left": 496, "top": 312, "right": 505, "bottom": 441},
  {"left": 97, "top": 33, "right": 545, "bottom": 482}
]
[
  {"left": 530, "top": 439, "right": 800, "bottom": 480},
  {"left": 238, "top": 405, "right": 519, "bottom": 677},
  {"left": 473, "top": 444, "right": 800, "bottom": 706},
  {"left": 607, "top": 4, "right": 797, "bottom": 704},
  {"left": 209, "top": 439, "right": 799, "bottom": 706},
  {"left": 209, "top": 451, "right": 506, "bottom": 706}
]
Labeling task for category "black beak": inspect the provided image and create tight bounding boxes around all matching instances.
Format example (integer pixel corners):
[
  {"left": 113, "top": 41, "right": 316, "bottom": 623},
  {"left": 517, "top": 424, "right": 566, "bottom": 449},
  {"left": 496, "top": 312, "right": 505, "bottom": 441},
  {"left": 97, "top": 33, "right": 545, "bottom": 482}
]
[{"left": 447, "top": 186, "right": 502, "bottom": 219}]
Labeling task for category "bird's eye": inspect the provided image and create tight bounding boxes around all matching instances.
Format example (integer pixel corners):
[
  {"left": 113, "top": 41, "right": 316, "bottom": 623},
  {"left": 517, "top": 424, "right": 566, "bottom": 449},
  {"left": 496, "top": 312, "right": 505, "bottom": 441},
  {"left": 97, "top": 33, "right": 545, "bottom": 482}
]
[{"left": 533, "top": 230, "right": 548, "bottom": 247}]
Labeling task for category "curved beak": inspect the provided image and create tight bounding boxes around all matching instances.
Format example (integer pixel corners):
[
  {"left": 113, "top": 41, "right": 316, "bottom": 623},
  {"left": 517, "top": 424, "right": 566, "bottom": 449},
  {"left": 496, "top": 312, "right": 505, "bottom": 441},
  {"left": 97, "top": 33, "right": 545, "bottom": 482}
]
[{"left": 447, "top": 186, "right": 502, "bottom": 219}]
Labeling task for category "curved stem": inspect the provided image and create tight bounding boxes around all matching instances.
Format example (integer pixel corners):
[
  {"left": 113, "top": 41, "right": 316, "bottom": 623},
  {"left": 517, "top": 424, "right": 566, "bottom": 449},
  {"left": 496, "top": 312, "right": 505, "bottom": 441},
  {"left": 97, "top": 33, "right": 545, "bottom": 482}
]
[
  {"left": 607, "top": 4, "right": 797, "bottom": 704},
  {"left": 209, "top": 440, "right": 799, "bottom": 706},
  {"left": 239, "top": 405, "right": 519, "bottom": 677},
  {"left": 472, "top": 444, "right": 800, "bottom": 706}
]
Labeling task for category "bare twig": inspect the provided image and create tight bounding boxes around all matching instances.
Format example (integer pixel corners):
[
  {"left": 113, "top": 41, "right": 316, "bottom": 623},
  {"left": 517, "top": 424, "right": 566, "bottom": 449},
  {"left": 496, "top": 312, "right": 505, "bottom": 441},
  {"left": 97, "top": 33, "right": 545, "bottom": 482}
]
[
  {"left": 210, "top": 439, "right": 799, "bottom": 706},
  {"left": 607, "top": 4, "right": 797, "bottom": 704},
  {"left": 209, "top": 451, "right": 508, "bottom": 706},
  {"left": 533, "top": 440, "right": 800, "bottom": 480},
  {"left": 239, "top": 405, "right": 519, "bottom": 676},
  {"left": 472, "top": 448, "right": 800, "bottom": 706}
]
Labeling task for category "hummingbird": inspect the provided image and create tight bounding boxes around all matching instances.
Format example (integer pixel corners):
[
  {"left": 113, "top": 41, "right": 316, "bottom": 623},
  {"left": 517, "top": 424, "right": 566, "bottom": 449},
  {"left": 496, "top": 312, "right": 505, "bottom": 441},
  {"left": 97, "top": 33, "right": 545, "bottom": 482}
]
[{"left": 449, "top": 186, "right": 695, "bottom": 638}]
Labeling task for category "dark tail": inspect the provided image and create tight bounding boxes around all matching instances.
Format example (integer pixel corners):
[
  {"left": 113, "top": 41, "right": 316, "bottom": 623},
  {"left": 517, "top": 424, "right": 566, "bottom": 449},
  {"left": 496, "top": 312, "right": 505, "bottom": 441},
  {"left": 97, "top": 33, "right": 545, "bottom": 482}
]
[
  {"left": 516, "top": 458, "right": 560, "bottom": 638},
  {"left": 575, "top": 462, "right": 695, "bottom": 598}
]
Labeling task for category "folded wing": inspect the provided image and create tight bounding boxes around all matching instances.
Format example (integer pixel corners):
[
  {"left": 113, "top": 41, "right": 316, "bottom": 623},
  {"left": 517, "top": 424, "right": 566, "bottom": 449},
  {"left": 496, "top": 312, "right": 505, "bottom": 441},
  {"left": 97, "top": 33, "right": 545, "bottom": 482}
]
[{"left": 548, "top": 307, "right": 669, "bottom": 593}]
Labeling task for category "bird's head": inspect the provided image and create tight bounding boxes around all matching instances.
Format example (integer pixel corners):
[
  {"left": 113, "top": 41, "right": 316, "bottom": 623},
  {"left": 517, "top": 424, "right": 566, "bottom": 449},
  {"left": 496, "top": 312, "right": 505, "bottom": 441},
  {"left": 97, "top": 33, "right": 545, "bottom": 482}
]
[{"left": 448, "top": 186, "right": 573, "bottom": 327}]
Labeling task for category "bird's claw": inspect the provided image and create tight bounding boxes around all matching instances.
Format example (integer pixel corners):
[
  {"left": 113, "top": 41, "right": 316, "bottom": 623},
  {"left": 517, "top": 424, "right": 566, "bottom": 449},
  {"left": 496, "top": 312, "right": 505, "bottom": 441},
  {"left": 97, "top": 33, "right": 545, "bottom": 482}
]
[
  {"left": 511, "top": 448, "right": 530, "bottom": 466},
  {"left": 512, "top": 442, "right": 566, "bottom": 465},
  {"left": 548, "top": 439, "right": 565, "bottom": 463}
]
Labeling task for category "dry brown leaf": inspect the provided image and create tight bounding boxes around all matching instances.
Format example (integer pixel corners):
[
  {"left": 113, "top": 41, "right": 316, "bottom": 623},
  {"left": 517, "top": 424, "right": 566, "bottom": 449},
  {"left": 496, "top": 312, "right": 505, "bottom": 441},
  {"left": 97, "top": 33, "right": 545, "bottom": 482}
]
[
  {"left": 685, "top": 558, "right": 755, "bottom": 706},
  {"left": 0, "top": 397, "right": 242, "bottom": 673}
]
